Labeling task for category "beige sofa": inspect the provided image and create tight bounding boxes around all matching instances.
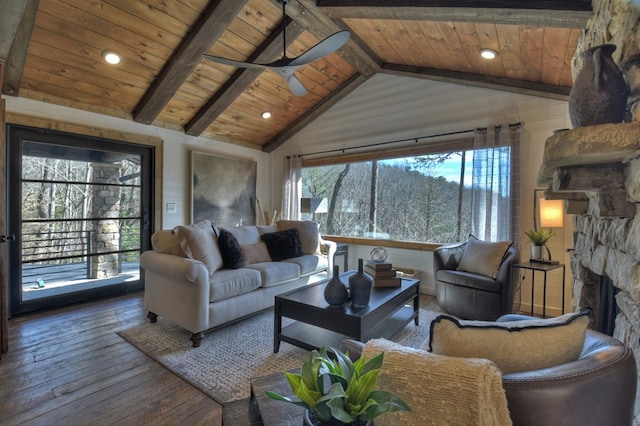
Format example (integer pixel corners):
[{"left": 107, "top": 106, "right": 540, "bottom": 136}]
[{"left": 141, "top": 220, "right": 336, "bottom": 347}]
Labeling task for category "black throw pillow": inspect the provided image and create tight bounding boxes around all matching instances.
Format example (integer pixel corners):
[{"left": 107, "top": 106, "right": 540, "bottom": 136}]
[
  {"left": 261, "top": 228, "right": 303, "bottom": 261},
  {"left": 218, "top": 229, "right": 244, "bottom": 269}
]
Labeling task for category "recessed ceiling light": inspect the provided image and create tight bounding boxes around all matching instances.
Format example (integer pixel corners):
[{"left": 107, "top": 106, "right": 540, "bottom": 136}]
[
  {"left": 261, "top": 111, "right": 272, "bottom": 119},
  {"left": 102, "top": 51, "right": 121, "bottom": 65},
  {"left": 480, "top": 48, "right": 499, "bottom": 60}
]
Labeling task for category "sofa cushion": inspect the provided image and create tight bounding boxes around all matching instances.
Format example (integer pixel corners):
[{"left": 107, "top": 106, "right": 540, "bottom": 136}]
[
  {"left": 220, "top": 226, "right": 261, "bottom": 245},
  {"left": 283, "top": 254, "right": 328, "bottom": 276},
  {"left": 209, "top": 268, "right": 261, "bottom": 302},
  {"left": 456, "top": 236, "right": 513, "bottom": 279},
  {"left": 261, "top": 228, "right": 304, "bottom": 261},
  {"left": 172, "top": 220, "right": 223, "bottom": 273},
  {"left": 362, "top": 338, "right": 510, "bottom": 426},
  {"left": 218, "top": 228, "right": 244, "bottom": 269},
  {"left": 240, "top": 242, "right": 272, "bottom": 265},
  {"left": 276, "top": 220, "right": 320, "bottom": 254},
  {"left": 427, "top": 312, "right": 589, "bottom": 374},
  {"left": 245, "top": 261, "right": 300, "bottom": 287}
]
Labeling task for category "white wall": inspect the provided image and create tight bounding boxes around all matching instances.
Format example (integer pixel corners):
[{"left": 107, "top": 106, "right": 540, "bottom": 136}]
[
  {"left": 273, "top": 74, "right": 573, "bottom": 309},
  {"left": 4, "top": 96, "right": 272, "bottom": 230}
]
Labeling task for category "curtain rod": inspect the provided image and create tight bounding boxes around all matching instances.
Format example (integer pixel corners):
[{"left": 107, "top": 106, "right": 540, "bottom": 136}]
[{"left": 290, "top": 122, "right": 523, "bottom": 158}]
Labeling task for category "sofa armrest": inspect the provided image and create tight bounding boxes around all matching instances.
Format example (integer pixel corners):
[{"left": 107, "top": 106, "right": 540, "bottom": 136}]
[
  {"left": 140, "top": 250, "right": 211, "bottom": 334},
  {"left": 141, "top": 250, "right": 209, "bottom": 284},
  {"left": 320, "top": 237, "right": 337, "bottom": 272},
  {"left": 502, "top": 329, "right": 637, "bottom": 426},
  {"left": 339, "top": 339, "right": 365, "bottom": 362}
]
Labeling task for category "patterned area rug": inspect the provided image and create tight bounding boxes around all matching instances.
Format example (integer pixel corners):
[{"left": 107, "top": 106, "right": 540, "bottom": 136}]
[{"left": 118, "top": 294, "right": 444, "bottom": 405}]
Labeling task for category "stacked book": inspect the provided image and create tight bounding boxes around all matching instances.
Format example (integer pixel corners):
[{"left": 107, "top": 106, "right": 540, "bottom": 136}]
[{"left": 364, "top": 260, "right": 401, "bottom": 287}]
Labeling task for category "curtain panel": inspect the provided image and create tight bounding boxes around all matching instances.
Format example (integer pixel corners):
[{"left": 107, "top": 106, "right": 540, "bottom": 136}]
[
  {"left": 471, "top": 124, "right": 522, "bottom": 248},
  {"left": 281, "top": 155, "right": 302, "bottom": 220}
]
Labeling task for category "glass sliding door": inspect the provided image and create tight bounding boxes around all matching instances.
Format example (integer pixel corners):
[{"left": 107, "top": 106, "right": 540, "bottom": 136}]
[{"left": 7, "top": 125, "right": 153, "bottom": 316}]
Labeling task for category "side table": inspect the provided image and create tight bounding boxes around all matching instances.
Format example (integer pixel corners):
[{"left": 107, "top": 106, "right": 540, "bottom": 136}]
[
  {"left": 334, "top": 243, "right": 348, "bottom": 271},
  {"left": 512, "top": 262, "right": 566, "bottom": 318}
]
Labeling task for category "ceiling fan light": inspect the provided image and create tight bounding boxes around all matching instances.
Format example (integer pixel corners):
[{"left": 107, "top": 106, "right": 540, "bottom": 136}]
[
  {"left": 261, "top": 111, "right": 272, "bottom": 119},
  {"left": 102, "top": 51, "right": 121, "bottom": 64},
  {"left": 480, "top": 48, "right": 499, "bottom": 60}
]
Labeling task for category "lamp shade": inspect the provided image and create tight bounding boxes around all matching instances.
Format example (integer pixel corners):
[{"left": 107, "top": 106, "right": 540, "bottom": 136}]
[
  {"left": 539, "top": 199, "right": 564, "bottom": 228},
  {"left": 300, "top": 197, "right": 328, "bottom": 214}
]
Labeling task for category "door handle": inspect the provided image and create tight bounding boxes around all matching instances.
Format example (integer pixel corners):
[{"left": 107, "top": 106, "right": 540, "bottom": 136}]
[{"left": 0, "top": 235, "right": 16, "bottom": 243}]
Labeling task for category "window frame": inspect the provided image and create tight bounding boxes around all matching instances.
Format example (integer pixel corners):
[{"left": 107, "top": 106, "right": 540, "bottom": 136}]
[{"left": 301, "top": 136, "right": 476, "bottom": 250}]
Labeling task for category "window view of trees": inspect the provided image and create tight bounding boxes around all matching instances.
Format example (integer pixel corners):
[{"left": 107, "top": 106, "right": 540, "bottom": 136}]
[
  {"left": 21, "top": 154, "right": 142, "bottom": 274},
  {"left": 302, "top": 147, "right": 511, "bottom": 244}
]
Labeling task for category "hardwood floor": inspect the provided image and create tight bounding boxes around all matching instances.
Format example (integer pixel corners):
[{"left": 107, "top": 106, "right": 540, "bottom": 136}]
[{"left": 0, "top": 292, "right": 223, "bottom": 425}]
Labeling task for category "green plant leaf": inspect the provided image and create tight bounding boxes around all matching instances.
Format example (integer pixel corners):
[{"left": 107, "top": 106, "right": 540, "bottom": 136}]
[{"left": 360, "top": 390, "right": 411, "bottom": 420}]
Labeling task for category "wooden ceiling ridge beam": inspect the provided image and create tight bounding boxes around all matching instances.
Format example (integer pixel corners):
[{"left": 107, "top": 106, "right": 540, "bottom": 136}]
[
  {"left": 381, "top": 62, "right": 570, "bottom": 101},
  {"left": 133, "top": 0, "right": 249, "bottom": 125},
  {"left": 185, "top": 18, "right": 305, "bottom": 136},
  {"left": 318, "top": 1, "right": 592, "bottom": 28},
  {"left": 263, "top": 73, "right": 368, "bottom": 153},
  {"left": 281, "top": 0, "right": 381, "bottom": 77},
  {"left": 1, "top": 0, "right": 39, "bottom": 97}
]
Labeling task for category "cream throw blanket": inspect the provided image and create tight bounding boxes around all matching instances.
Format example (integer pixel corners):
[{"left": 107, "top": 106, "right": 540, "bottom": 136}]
[{"left": 362, "top": 338, "right": 512, "bottom": 426}]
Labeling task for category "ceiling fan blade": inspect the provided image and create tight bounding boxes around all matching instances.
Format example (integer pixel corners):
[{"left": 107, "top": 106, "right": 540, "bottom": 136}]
[
  {"left": 289, "top": 31, "right": 350, "bottom": 67},
  {"left": 278, "top": 68, "right": 307, "bottom": 96},
  {"left": 202, "top": 54, "right": 268, "bottom": 70}
]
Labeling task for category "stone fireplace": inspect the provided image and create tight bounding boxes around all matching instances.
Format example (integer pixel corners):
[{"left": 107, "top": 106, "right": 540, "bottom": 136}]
[{"left": 538, "top": 122, "right": 640, "bottom": 415}]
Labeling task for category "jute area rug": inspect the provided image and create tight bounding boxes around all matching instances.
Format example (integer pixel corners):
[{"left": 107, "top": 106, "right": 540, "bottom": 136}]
[{"left": 118, "top": 294, "right": 444, "bottom": 405}]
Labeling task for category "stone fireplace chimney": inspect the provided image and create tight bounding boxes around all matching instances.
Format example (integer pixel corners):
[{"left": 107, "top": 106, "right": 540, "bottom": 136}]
[
  {"left": 538, "top": 122, "right": 640, "bottom": 417},
  {"left": 538, "top": 0, "right": 640, "bottom": 416}
]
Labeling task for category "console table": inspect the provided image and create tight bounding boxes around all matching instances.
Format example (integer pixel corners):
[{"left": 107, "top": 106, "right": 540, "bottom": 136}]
[{"left": 512, "top": 262, "right": 566, "bottom": 318}]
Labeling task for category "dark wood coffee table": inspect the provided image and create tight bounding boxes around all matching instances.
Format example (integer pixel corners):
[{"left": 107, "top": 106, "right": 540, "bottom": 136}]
[{"left": 274, "top": 271, "right": 420, "bottom": 352}]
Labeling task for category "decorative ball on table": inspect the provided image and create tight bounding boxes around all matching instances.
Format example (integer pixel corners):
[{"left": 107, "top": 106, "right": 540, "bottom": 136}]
[{"left": 370, "top": 246, "right": 388, "bottom": 263}]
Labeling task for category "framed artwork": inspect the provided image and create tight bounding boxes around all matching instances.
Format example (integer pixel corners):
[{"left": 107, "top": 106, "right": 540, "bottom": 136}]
[{"left": 191, "top": 151, "right": 257, "bottom": 226}]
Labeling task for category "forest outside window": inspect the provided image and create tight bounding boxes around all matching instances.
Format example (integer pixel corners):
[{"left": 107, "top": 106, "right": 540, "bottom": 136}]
[{"left": 301, "top": 137, "right": 517, "bottom": 245}]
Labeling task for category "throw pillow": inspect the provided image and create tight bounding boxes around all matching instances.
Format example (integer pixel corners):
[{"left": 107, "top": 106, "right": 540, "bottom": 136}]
[
  {"left": 456, "top": 235, "right": 513, "bottom": 279},
  {"left": 276, "top": 220, "right": 320, "bottom": 254},
  {"left": 217, "top": 228, "right": 244, "bottom": 269},
  {"left": 362, "top": 338, "right": 511, "bottom": 426},
  {"left": 240, "top": 242, "right": 272, "bottom": 265},
  {"left": 261, "top": 228, "right": 304, "bottom": 261},
  {"left": 427, "top": 311, "right": 589, "bottom": 374},
  {"left": 172, "top": 220, "right": 223, "bottom": 273}
]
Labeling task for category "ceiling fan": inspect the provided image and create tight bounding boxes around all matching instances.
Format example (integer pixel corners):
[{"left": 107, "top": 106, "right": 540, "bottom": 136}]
[{"left": 202, "top": 0, "right": 350, "bottom": 96}]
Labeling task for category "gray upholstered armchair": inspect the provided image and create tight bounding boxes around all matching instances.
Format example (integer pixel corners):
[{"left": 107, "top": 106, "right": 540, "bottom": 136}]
[{"left": 433, "top": 238, "right": 520, "bottom": 320}]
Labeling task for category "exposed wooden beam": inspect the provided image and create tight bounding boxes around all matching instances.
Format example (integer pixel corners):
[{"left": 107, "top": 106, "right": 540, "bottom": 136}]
[
  {"left": 278, "top": 0, "right": 381, "bottom": 77},
  {"left": 263, "top": 73, "right": 368, "bottom": 153},
  {"left": 0, "top": 0, "right": 29, "bottom": 62},
  {"left": 2, "top": 0, "right": 38, "bottom": 97},
  {"left": 381, "top": 63, "right": 570, "bottom": 101},
  {"left": 186, "top": 18, "right": 305, "bottom": 136},
  {"left": 318, "top": 1, "right": 592, "bottom": 28},
  {"left": 133, "top": 0, "right": 249, "bottom": 125}
]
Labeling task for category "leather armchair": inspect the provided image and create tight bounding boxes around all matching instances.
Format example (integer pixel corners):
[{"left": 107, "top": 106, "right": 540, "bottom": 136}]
[
  {"left": 341, "top": 316, "right": 637, "bottom": 426},
  {"left": 433, "top": 241, "right": 519, "bottom": 320}
]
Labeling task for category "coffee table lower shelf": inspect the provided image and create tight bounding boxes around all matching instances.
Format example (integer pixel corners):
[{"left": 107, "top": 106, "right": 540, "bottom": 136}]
[{"left": 279, "top": 305, "right": 416, "bottom": 351}]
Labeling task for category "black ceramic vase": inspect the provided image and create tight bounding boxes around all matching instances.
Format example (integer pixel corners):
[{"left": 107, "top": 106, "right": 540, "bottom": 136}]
[
  {"left": 324, "top": 266, "right": 348, "bottom": 307},
  {"left": 349, "top": 259, "right": 373, "bottom": 308},
  {"left": 569, "top": 44, "right": 629, "bottom": 128}
]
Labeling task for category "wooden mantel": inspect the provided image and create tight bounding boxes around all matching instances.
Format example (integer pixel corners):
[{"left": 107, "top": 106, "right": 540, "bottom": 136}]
[{"left": 537, "top": 122, "right": 640, "bottom": 217}]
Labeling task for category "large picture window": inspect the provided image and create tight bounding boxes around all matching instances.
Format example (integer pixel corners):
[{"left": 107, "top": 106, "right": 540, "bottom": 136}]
[{"left": 300, "top": 125, "right": 521, "bottom": 244}]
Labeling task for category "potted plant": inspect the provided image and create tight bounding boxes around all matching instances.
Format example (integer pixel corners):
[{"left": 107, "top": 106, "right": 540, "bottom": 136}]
[
  {"left": 266, "top": 346, "right": 410, "bottom": 425},
  {"left": 524, "top": 228, "right": 554, "bottom": 260}
]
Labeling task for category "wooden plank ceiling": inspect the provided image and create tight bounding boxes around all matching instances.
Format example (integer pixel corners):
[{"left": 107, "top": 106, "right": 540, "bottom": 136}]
[{"left": 1, "top": 0, "right": 591, "bottom": 152}]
